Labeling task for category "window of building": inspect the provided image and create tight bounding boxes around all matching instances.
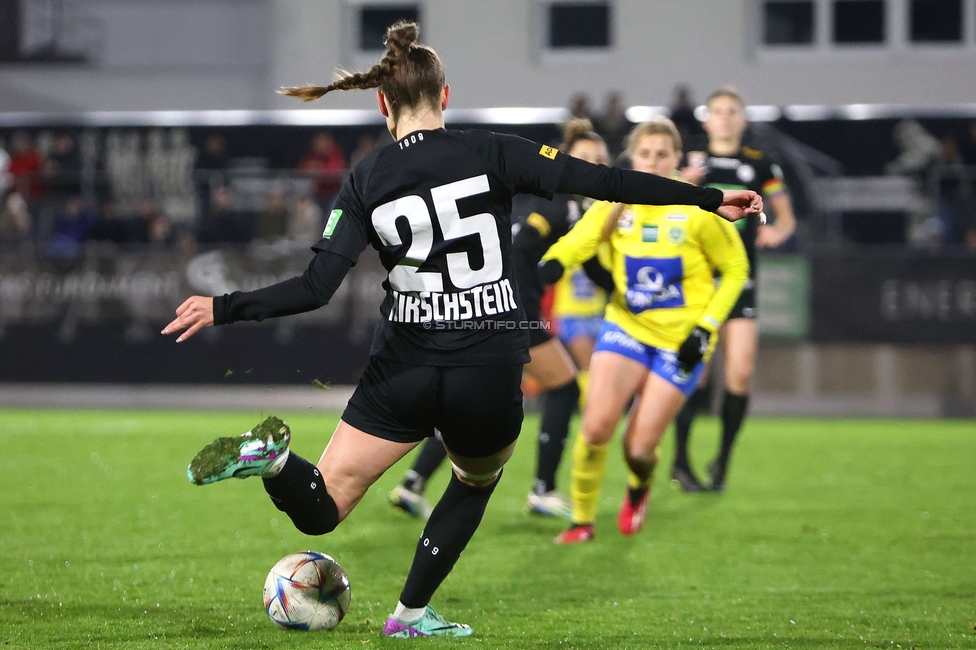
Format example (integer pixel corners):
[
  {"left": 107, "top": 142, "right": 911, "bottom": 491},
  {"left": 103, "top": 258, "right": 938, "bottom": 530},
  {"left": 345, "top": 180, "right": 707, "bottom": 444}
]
[
  {"left": 546, "top": 1, "right": 611, "bottom": 49},
  {"left": 833, "top": 0, "right": 886, "bottom": 43},
  {"left": 758, "top": 0, "right": 976, "bottom": 55},
  {"left": 359, "top": 4, "right": 420, "bottom": 52},
  {"left": 909, "top": 0, "right": 962, "bottom": 42},
  {"left": 764, "top": 0, "right": 816, "bottom": 44}
]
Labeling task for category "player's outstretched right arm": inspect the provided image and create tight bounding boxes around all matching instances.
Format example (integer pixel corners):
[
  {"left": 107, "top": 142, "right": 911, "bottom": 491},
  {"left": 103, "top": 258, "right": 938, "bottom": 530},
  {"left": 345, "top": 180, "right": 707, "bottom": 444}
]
[
  {"left": 162, "top": 251, "right": 353, "bottom": 342},
  {"left": 555, "top": 156, "right": 762, "bottom": 223}
]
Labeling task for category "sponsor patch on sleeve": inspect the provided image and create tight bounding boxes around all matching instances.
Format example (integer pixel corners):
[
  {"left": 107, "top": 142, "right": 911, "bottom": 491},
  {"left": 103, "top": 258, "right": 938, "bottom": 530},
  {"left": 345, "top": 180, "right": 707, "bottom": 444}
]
[
  {"left": 539, "top": 145, "right": 558, "bottom": 160},
  {"left": 323, "top": 209, "right": 342, "bottom": 238}
]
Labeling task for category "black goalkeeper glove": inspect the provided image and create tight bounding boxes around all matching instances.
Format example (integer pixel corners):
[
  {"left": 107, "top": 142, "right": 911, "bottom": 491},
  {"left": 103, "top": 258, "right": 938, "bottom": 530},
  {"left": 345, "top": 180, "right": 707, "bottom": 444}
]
[
  {"left": 677, "top": 326, "right": 710, "bottom": 373},
  {"left": 538, "top": 259, "right": 565, "bottom": 285}
]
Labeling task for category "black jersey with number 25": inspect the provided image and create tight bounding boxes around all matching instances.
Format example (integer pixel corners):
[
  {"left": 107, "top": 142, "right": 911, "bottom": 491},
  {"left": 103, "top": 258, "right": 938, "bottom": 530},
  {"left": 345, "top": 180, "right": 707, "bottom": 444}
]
[{"left": 314, "top": 129, "right": 568, "bottom": 367}]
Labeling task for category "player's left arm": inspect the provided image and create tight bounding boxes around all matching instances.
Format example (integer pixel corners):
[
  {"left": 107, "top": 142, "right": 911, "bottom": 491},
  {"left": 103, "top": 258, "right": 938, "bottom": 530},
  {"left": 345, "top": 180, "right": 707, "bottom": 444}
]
[
  {"left": 676, "top": 214, "right": 750, "bottom": 371},
  {"left": 696, "top": 213, "right": 750, "bottom": 333},
  {"left": 756, "top": 164, "right": 796, "bottom": 249},
  {"left": 163, "top": 174, "right": 370, "bottom": 342}
]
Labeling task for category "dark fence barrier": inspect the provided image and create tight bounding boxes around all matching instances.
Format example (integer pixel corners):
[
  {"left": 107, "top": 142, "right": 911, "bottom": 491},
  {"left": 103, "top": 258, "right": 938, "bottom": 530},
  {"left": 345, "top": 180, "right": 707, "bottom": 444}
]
[
  {"left": 810, "top": 252, "right": 976, "bottom": 344},
  {"left": 1, "top": 245, "right": 975, "bottom": 384},
  {"left": 0, "top": 242, "right": 387, "bottom": 383}
]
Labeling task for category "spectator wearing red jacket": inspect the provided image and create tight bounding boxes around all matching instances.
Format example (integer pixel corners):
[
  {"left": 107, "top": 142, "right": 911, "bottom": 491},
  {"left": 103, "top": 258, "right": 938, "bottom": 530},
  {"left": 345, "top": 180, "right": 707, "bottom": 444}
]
[
  {"left": 8, "top": 132, "right": 45, "bottom": 205},
  {"left": 297, "top": 131, "right": 346, "bottom": 213}
]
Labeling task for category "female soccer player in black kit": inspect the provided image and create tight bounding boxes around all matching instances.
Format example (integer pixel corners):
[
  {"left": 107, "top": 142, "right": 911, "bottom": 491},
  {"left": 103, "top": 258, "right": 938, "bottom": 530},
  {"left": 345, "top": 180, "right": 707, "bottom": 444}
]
[
  {"left": 671, "top": 88, "right": 796, "bottom": 493},
  {"left": 162, "top": 22, "right": 761, "bottom": 638},
  {"left": 389, "top": 119, "right": 614, "bottom": 521}
]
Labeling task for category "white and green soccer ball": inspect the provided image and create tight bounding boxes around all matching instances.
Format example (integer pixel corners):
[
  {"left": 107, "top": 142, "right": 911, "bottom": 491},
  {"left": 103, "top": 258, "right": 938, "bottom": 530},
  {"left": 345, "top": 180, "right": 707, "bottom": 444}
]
[{"left": 263, "top": 551, "right": 351, "bottom": 631}]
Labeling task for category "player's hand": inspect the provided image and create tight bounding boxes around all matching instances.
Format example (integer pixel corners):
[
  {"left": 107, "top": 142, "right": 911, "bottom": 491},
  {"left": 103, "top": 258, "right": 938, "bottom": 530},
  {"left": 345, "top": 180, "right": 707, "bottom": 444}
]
[
  {"left": 716, "top": 190, "right": 763, "bottom": 223},
  {"left": 677, "top": 326, "right": 710, "bottom": 373},
  {"left": 538, "top": 259, "right": 565, "bottom": 285},
  {"left": 162, "top": 296, "right": 214, "bottom": 342},
  {"left": 755, "top": 224, "right": 790, "bottom": 249},
  {"left": 679, "top": 166, "right": 705, "bottom": 185}
]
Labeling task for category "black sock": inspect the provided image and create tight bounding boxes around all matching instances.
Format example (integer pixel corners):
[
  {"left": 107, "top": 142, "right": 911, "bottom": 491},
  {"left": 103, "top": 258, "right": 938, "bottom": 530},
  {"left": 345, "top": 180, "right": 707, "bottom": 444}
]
[
  {"left": 535, "top": 379, "right": 580, "bottom": 494},
  {"left": 262, "top": 453, "right": 339, "bottom": 536},
  {"left": 403, "top": 438, "right": 448, "bottom": 494},
  {"left": 674, "top": 388, "right": 705, "bottom": 470},
  {"left": 627, "top": 486, "right": 648, "bottom": 507},
  {"left": 718, "top": 391, "right": 750, "bottom": 466},
  {"left": 399, "top": 471, "right": 501, "bottom": 608}
]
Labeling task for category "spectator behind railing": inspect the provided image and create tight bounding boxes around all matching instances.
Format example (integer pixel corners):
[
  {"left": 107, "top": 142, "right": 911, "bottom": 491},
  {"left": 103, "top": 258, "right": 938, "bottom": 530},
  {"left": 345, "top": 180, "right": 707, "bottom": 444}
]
[
  {"left": 0, "top": 137, "right": 12, "bottom": 196},
  {"left": 9, "top": 131, "right": 45, "bottom": 207},
  {"left": 45, "top": 133, "right": 81, "bottom": 198},
  {"left": 349, "top": 133, "right": 379, "bottom": 169},
  {"left": 595, "top": 91, "right": 631, "bottom": 159},
  {"left": 959, "top": 120, "right": 976, "bottom": 166},
  {"left": 198, "top": 186, "right": 252, "bottom": 244},
  {"left": 0, "top": 189, "right": 32, "bottom": 243},
  {"left": 45, "top": 196, "right": 94, "bottom": 267},
  {"left": 255, "top": 188, "right": 289, "bottom": 242},
  {"left": 297, "top": 131, "right": 346, "bottom": 214},
  {"left": 934, "top": 136, "right": 972, "bottom": 247},
  {"left": 669, "top": 84, "right": 704, "bottom": 149},
  {"left": 568, "top": 92, "right": 593, "bottom": 121},
  {"left": 288, "top": 194, "right": 322, "bottom": 245}
]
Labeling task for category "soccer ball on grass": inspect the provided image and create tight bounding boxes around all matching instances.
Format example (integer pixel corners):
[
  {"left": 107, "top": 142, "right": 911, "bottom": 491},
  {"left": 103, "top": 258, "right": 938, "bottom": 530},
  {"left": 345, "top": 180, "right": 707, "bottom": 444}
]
[{"left": 263, "top": 551, "right": 351, "bottom": 631}]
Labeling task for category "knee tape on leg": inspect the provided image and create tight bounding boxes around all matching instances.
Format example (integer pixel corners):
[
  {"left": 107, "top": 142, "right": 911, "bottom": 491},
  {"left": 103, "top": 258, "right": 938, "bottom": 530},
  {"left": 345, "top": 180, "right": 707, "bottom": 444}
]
[{"left": 450, "top": 462, "right": 502, "bottom": 485}]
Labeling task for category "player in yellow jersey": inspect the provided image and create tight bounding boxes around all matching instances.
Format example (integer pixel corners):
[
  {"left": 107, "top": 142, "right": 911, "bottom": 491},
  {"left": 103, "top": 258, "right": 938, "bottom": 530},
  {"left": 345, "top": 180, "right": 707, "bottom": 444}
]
[{"left": 538, "top": 117, "right": 750, "bottom": 544}]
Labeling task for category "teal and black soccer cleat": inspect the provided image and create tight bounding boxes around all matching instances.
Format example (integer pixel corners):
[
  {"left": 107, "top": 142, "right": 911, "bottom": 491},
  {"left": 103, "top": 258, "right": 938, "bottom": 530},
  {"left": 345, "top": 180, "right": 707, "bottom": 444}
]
[
  {"left": 186, "top": 415, "right": 290, "bottom": 485},
  {"left": 526, "top": 489, "right": 573, "bottom": 520},
  {"left": 382, "top": 606, "right": 472, "bottom": 638},
  {"left": 389, "top": 484, "right": 433, "bottom": 520}
]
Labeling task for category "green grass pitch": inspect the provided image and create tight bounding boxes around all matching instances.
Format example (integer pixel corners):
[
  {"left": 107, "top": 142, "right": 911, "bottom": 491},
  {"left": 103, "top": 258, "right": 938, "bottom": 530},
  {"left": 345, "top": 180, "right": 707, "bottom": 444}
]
[{"left": 1, "top": 409, "right": 974, "bottom": 649}]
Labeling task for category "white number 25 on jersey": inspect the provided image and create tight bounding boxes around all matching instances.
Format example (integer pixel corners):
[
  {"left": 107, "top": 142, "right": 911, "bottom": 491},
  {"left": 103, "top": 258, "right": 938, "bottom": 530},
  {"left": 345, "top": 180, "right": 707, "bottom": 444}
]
[{"left": 370, "top": 174, "right": 503, "bottom": 292}]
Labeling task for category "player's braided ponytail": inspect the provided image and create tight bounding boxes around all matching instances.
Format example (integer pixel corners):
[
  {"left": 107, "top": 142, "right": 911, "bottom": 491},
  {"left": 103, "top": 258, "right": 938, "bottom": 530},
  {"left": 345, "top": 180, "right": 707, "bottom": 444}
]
[{"left": 278, "top": 20, "right": 444, "bottom": 121}]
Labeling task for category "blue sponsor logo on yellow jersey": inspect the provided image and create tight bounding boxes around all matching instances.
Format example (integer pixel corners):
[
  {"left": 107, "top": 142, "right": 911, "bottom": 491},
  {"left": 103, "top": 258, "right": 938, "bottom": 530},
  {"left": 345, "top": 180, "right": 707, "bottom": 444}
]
[{"left": 623, "top": 256, "right": 685, "bottom": 312}]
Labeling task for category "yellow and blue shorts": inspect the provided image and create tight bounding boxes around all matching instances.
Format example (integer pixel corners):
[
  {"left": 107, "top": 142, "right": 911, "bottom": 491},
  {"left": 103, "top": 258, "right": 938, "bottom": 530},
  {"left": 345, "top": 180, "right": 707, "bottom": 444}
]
[
  {"left": 556, "top": 316, "right": 604, "bottom": 346},
  {"left": 593, "top": 321, "right": 705, "bottom": 398}
]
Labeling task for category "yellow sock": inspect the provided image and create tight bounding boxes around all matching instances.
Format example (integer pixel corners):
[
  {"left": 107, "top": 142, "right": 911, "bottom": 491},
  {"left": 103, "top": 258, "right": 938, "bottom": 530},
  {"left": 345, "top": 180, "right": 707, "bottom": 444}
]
[
  {"left": 626, "top": 446, "right": 662, "bottom": 491},
  {"left": 577, "top": 370, "right": 590, "bottom": 410},
  {"left": 570, "top": 433, "right": 610, "bottom": 525}
]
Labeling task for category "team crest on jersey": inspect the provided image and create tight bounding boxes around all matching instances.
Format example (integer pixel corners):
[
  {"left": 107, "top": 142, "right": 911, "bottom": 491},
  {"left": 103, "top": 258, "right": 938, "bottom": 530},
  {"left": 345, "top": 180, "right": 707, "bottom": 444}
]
[
  {"left": 623, "top": 256, "right": 685, "bottom": 312},
  {"left": 737, "top": 164, "right": 755, "bottom": 183},
  {"left": 539, "top": 145, "right": 558, "bottom": 160},
  {"left": 667, "top": 226, "right": 686, "bottom": 245},
  {"left": 617, "top": 209, "right": 634, "bottom": 232},
  {"left": 642, "top": 225, "right": 658, "bottom": 242},
  {"left": 323, "top": 209, "right": 342, "bottom": 238}
]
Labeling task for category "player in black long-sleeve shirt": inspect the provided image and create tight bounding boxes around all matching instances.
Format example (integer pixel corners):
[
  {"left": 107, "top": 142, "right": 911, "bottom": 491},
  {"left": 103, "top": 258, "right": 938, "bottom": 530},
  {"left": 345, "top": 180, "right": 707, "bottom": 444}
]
[
  {"left": 388, "top": 120, "right": 617, "bottom": 521},
  {"left": 163, "top": 21, "right": 762, "bottom": 639}
]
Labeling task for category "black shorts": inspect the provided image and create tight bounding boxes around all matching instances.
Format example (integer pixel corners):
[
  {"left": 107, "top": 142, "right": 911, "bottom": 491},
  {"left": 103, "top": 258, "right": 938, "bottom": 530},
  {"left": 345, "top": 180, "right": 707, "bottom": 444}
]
[
  {"left": 728, "top": 284, "right": 756, "bottom": 320},
  {"left": 342, "top": 357, "right": 524, "bottom": 459}
]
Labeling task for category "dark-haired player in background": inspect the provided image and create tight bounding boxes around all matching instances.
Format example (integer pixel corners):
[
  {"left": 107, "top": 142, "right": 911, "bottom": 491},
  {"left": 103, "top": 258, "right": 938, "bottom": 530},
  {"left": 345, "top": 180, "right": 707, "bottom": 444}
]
[
  {"left": 163, "top": 22, "right": 762, "bottom": 638},
  {"left": 389, "top": 119, "right": 613, "bottom": 521},
  {"left": 672, "top": 88, "right": 796, "bottom": 492}
]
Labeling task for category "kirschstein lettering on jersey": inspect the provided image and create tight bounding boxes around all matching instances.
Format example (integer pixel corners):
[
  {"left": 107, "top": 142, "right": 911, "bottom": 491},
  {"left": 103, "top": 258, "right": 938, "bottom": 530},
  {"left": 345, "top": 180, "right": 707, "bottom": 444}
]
[
  {"left": 624, "top": 256, "right": 685, "bottom": 312},
  {"left": 388, "top": 278, "right": 518, "bottom": 323}
]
